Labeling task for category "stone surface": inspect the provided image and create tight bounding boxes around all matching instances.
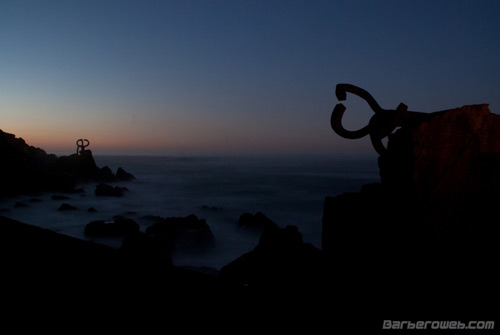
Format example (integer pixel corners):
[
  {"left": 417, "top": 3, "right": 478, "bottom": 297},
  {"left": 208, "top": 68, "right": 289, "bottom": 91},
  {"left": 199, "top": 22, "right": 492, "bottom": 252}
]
[
  {"left": 119, "top": 231, "right": 173, "bottom": 265},
  {"left": 323, "top": 104, "right": 500, "bottom": 316},
  {"left": 145, "top": 214, "right": 215, "bottom": 253},
  {"left": 0, "top": 215, "right": 225, "bottom": 322},
  {"left": 0, "top": 129, "right": 135, "bottom": 196},
  {"left": 380, "top": 104, "right": 500, "bottom": 204},
  {"left": 237, "top": 212, "right": 278, "bottom": 232},
  {"left": 219, "top": 225, "right": 327, "bottom": 292},
  {"left": 0, "top": 129, "right": 76, "bottom": 196},
  {"left": 95, "top": 183, "right": 127, "bottom": 197},
  {"left": 58, "top": 203, "right": 78, "bottom": 211},
  {"left": 85, "top": 218, "right": 139, "bottom": 237},
  {"left": 116, "top": 167, "right": 136, "bottom": 181}
]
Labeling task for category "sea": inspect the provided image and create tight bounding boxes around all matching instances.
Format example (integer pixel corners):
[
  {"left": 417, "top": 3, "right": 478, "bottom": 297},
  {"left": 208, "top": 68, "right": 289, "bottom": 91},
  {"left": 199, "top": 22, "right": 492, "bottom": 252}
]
[{"left": 0, "top": 154, "right": 380, "bottom": 270}]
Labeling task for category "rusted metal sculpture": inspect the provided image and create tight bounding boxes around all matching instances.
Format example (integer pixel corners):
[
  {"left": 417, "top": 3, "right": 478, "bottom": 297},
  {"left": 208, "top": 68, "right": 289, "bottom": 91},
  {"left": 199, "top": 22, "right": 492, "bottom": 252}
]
[
  {"left": 331, "top": 83, "right": 426, "bottom": 155},
  {"left": 76, "top": 138, "right": 90, "bottom": 155}
]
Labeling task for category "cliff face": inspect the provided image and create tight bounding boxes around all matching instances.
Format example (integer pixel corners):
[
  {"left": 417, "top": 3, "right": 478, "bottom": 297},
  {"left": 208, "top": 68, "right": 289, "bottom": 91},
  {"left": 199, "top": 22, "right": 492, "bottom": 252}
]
[
  {"left": 323, "top": 104, "right": 500, "bottom": 315},
  {"left": 0, "top": 129, "right": 74, "bottom": 196},
  {"left": 380, "top": 104, "right": 500, "bottom": 205},
  {"left": 0, "top": 129, "right": 134, "bottom": 196}
]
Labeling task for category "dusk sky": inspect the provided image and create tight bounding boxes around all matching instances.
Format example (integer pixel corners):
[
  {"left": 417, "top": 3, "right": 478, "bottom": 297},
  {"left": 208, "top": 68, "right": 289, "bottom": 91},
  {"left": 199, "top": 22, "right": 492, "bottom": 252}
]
[{"left": 1, "top": 0, "right": 499, "bottom": 155}]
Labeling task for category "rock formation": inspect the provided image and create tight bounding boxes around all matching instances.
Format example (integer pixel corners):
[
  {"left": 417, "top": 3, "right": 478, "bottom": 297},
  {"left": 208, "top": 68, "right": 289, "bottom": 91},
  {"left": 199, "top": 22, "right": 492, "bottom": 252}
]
[
  {"left": 145, "top": 214, "right": 215, "bottom": 253},
  {"left": 95, "top": 183, "right": 128, "bottom": 197},
  {"left": 0, "top": 129, "right": 135, "bottom": 196},
  {"left": 219, "top": 225, "right": 327, "bottom": 292},
  {"left": 237, "top": 211, "right": 277, "bottom": 232},
  {"left": 0, "top": 129, "right": 75, "bottom": 196},
  {"left": 85, "top": 218, "right": 140, "bottom": 237},
  {"left": 325, "top": 84, "right": 500, "bottom": 317},
  {"left": 380, "top": 104, "right": 500, "bottom": 205}
]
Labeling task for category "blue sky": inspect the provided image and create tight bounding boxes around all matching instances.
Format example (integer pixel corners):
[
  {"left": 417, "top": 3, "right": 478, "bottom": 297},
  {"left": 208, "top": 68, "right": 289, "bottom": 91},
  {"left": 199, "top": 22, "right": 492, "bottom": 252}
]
[{"left": 1, "top": 0, "right": 499, "bottom": 154}]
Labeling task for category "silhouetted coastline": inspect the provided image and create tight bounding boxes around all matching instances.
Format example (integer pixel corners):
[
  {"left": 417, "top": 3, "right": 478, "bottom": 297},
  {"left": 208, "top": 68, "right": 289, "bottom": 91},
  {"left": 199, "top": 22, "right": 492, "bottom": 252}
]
[{"left": 2, "top": 120, "right": 500, "bottom": 331}]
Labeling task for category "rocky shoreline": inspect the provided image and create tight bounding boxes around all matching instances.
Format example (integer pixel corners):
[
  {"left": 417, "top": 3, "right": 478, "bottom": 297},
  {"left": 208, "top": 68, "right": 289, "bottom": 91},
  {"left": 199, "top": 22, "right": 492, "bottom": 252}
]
[{"left": 2, "top": 114, "right": 499, "bottom": 329}]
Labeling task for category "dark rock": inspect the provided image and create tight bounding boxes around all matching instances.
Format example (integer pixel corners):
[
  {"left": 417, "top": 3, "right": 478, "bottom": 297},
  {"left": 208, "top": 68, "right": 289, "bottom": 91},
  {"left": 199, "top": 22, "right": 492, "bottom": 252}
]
[
  {"left": 29, "top": 198, "right": 42, "bottom": 203},
  {"left": 0, "top": 215, "right": 226, "bottom": 319},
  {"left": 145, "top": 214, "right": 215, "bottom": 253},
  {"left": 0, "top": 129, "right": 136, "bottom": 197},
  {"left": 0, "top": 129, "right": 76, "bottom": 196},
  {"left": 321, "top": 182, "right": 499, "bottom": 317},
  {"left": 84, "top": 218, "right": 139, "bottom": 237},
  {"left": 95, "top": 183, "right": 127, "bottom": 197},
  {"left": 116, "top": 167, "right": 135, "bottom": 181},
  {"left": 119, "top": 232, "right": 172, "bottom": 265},
  {"left": 380, "top": 104, "right": 500, "bottom": 205},
  {"left": 324, "top": 103, "right": 500, "bottom": 317},
  {"left": 56, "top": 150, "right": 101, "bottom": 181},
  {"left": 99, "top": 166, "right": 115, "bottom": 181},
  {"left": 201, "top": 205, "right": 223, "bottom": 212},
  {"left": 88, "top": 207, "right": 97, "bottom": 213},
  {"left": 51, "top": 195, "right": 71, "bottom": 200},
  {"left": 0, "top": 215, "right": 121, "bottom": 282},
  {"left": 237, "top": 212, "right": 277, "bottom": 232},
  {"left": 58, "top": 203, "right": 78, "bottom": 211},
  {"left": 14, "top": 202, "right": 28, "bottom": 208},
  {"left": 219, "top": 225, "right": 327, "bottom": 292}
]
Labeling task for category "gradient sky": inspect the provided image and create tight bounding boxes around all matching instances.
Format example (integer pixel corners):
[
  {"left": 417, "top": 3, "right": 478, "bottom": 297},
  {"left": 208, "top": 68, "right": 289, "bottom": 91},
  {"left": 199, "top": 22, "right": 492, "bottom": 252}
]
[{"left": 1, "top": 0, "right": 499, "bottom": 155}]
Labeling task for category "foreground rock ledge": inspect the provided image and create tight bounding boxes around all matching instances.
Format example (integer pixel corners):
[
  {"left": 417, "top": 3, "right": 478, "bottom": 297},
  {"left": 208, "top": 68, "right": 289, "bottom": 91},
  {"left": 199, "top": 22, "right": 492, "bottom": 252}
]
[
  {"left": 322, "top": 104, "right": 500, "bottom": 317},
  {"left": 0, "top": 215, "right": 221, "bottom": 304}
]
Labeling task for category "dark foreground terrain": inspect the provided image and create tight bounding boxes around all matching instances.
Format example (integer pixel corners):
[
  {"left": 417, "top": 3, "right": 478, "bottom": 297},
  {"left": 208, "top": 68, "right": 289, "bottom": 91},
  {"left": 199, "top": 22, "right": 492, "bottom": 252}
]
[{"left": 2, "top": 113, "right": 500, "bottom": 333}]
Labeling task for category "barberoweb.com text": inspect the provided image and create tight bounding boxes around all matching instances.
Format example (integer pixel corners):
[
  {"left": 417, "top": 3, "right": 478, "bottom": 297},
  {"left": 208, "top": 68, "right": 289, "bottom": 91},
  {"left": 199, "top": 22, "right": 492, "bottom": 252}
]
[{"left": 383, "top": 320, "right": 495, "bottom": 330}]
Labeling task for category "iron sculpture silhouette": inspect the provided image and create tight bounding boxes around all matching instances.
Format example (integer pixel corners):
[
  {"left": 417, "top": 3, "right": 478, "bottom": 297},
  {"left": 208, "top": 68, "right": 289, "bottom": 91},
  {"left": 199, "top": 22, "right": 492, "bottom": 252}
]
[
  {"left": 331, "top": 84, "right": 426, "bottom": 154},
  {"left": 76, "top": 138, "right": 90, "bottom": 155}
]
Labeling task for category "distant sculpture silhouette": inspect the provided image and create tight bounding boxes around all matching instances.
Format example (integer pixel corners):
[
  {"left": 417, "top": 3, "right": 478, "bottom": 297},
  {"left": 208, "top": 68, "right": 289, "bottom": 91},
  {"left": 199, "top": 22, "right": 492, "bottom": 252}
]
[
  {"left": 330, "top": 84, "right": 427, "bottom": 154},
  {"left": 76, "top": 139, "right": 90, "bottom": 155}
]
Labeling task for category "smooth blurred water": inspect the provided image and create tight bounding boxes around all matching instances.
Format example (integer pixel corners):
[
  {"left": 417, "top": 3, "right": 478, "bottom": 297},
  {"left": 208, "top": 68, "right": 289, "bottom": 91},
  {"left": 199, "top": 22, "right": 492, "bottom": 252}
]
[{"left": 0, "top": 154, "right": 379, "bottom": 269}]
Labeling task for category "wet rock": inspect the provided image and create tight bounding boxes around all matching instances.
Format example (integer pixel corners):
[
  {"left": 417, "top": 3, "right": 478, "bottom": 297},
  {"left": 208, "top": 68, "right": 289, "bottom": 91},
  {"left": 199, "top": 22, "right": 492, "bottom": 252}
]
[
  {"left": 51, "top": 195, "right": 71, "bottom": 200},
  {"left": 219, "top": 225, "right": 326, "bottom": 291},
  {"left": 85, "top": 218, "right": 139, "bottom": 237},
  {"left": 0, "top": 129, "right": 135, "bottom": 197},
  {"left": 116, "top": 167, "right": 135, "bottom": 181},
  {"left": 57, "top": 150, "right": 101, "bottom": 181},
  {"left": 98, "top": 166, "right": 115, "bottom": 181},
  {"left": 58, "top": 203, "right": 78, "bottom": 211},
  {"left": 145, "top": 214, "right": 215, "bottom": 253},
  {"left": 201, "top": 205, "right": 223, "bottom": 212},
  {"left": 237, "top": 212, "right": 277, "bottom": 232},
  {"left": 95, "top": 183, "right": 127, "bottom": 197}
]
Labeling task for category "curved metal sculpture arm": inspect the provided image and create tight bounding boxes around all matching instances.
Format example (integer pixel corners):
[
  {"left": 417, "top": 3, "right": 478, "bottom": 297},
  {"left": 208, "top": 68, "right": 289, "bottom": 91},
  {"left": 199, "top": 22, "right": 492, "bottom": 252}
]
[
  {"left": 336, "top": 83, "right": 383, "bottom": 114},
  {"left": 331, "top": 103, "right": 371, "bottom": 139},
  {"left": 330, "top": 83, "right": 424, "bottom": 155}
]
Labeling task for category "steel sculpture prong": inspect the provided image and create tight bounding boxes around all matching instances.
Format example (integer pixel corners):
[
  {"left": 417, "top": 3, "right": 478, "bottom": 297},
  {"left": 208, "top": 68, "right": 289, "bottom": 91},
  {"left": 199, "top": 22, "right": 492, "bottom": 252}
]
[{"left": 331, "top": 84, "right": 425, "bottom": 155}]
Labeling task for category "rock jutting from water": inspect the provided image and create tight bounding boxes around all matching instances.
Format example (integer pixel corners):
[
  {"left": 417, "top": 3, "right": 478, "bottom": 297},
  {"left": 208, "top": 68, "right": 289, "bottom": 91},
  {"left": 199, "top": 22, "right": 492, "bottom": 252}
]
[
  {"left": 0, "top": 129, "right": 135, "bottom": 196},
  {"left": 145, "top": 214, "right": 215, "bottom": 253}
]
